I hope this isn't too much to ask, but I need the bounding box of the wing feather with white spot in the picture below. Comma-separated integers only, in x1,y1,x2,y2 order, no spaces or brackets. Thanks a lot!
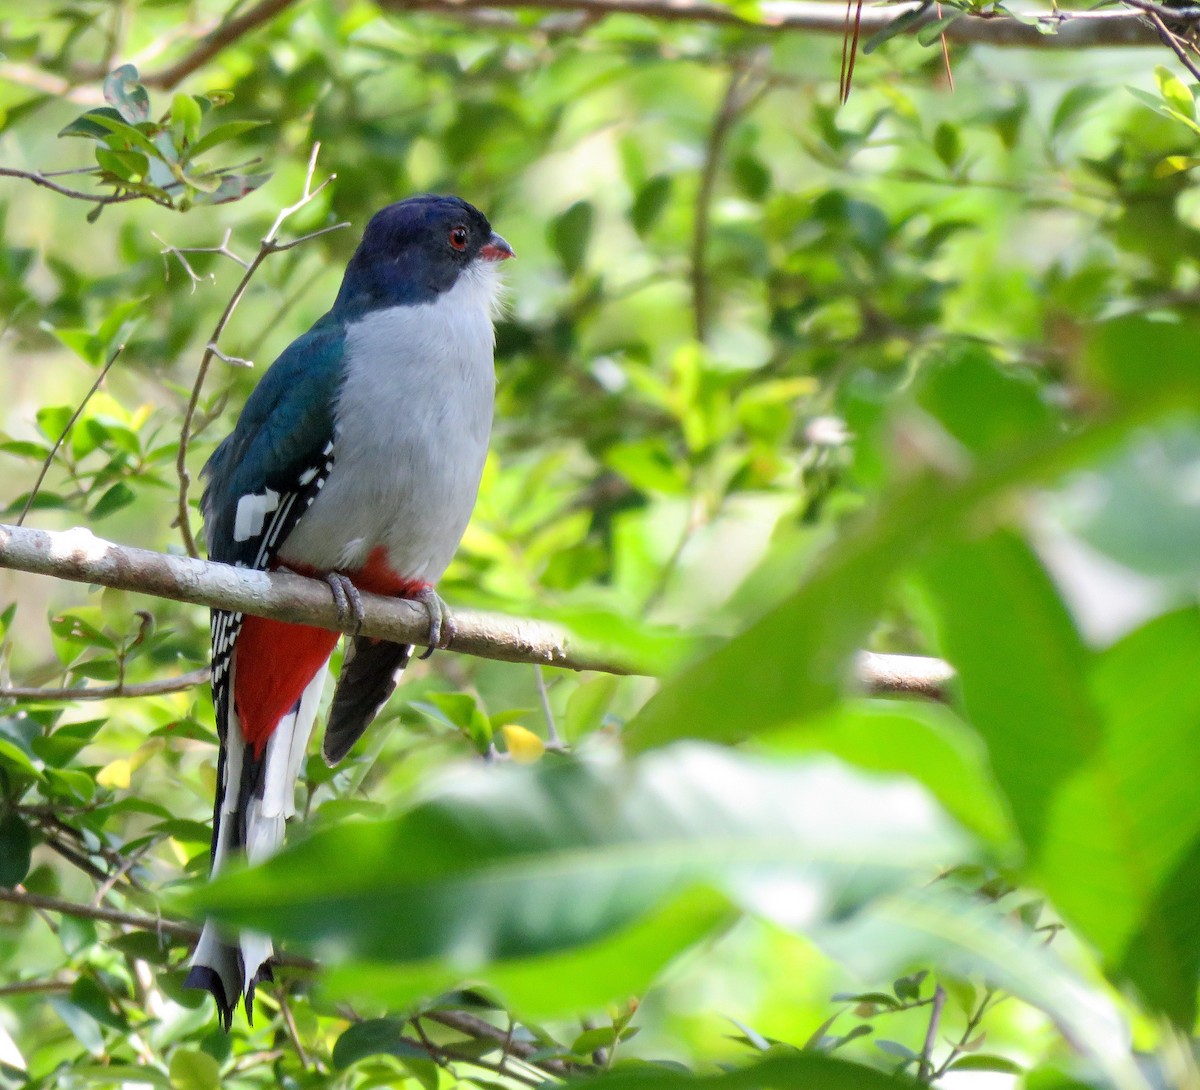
197,315,344,855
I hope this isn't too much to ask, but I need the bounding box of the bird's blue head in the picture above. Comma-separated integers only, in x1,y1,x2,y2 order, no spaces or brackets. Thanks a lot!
332,195,514,317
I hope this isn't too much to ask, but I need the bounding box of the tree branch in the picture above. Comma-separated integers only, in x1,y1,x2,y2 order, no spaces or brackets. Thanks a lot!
0,668,210,703
0,167,147,207
0,522,954,695
375,0,1160,47
142,0,301,89
173,144,345,558
0,887,199,941
0,887,318,969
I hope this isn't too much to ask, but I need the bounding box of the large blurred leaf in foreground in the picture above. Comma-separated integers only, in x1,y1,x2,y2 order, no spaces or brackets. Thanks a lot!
188,745,975,1009
923,529,1200,1028
324,886,734,1018
563,1053,919,1089
625,331,1195,753
762,699,1015,848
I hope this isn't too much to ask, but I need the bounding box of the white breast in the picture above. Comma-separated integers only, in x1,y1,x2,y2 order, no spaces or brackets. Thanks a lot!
278,264,499,583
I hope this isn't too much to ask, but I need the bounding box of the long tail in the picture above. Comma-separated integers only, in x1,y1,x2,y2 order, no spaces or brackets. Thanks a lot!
186,639,330,1029
322,636,412,765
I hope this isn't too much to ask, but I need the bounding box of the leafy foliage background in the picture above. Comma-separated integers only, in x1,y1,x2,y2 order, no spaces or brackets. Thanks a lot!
1,1,1200,1087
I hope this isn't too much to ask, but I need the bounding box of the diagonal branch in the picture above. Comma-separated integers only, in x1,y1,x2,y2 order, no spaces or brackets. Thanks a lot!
0,522,955,695
173,144,346,558
142,0,301,89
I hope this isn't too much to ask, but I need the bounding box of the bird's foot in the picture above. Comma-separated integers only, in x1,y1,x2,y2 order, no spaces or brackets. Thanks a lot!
326,572,366,637
412,585,455,660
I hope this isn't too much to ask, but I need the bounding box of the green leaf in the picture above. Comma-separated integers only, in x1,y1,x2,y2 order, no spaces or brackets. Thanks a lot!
631,175,672,236
1155,64,1194,120
626,342,1187,753
862,4,931,53
91,481,136,519
1050,85,1108,141
0,811,32,888
915,9,963,46
919,530,1098,854
326,888,734,1018
558,1053,918,1089
190,746,974,966
78,112,162,160
197,171,272,205
926,529,1200,1027
764,701,1013,847
731,155,770,201
917,347,1055,458
186,119,268,160
932,122,961,170
948,1054,1023,1074
48,997,104,1055
95,148,149,181
103,65,151,123
58,106,127,141
168,1048,221,1090
550,200,594,277
170,93,203,146
332,1019,427,1069
573,1026,618,1055
1085,609,1200,1025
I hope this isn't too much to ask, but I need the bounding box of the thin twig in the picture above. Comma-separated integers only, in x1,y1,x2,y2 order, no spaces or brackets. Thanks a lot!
0,521,957,696
39,829,117,886
17,344,126,527
0,977,74,997
0,168,147,207
174,144,346,557
1144,8,1200,81
917,983,946,1081
839,0,864,103
534,665,562,746
279,988,316,1070
937,3,955,91
425,1010,580,1077
933,987,999,1078
0,887,318,969
0,667,209,702
0,887,197,940
691,51,770,344
92,840,156,907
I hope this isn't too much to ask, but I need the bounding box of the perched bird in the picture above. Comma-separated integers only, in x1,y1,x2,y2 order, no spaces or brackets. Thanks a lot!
185,195,513,1028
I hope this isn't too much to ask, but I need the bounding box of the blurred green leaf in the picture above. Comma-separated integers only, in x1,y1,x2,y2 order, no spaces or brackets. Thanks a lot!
550,200,594,277
190,746,974,966
187,119,268,159
631,174,672,235
168,1048,221,1090
332,1018,428,1069
325,887,734,1017
560,1053,919,1088
0,811,32,888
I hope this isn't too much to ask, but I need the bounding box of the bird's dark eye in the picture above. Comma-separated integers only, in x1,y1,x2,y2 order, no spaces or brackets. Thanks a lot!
449,226,468,251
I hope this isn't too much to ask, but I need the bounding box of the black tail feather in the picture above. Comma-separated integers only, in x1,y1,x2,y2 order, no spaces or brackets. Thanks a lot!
323,637,412,765
184,947,239,1032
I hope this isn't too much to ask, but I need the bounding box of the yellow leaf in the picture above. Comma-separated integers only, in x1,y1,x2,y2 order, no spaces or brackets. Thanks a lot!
501,724,545,764
96,758,131,789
